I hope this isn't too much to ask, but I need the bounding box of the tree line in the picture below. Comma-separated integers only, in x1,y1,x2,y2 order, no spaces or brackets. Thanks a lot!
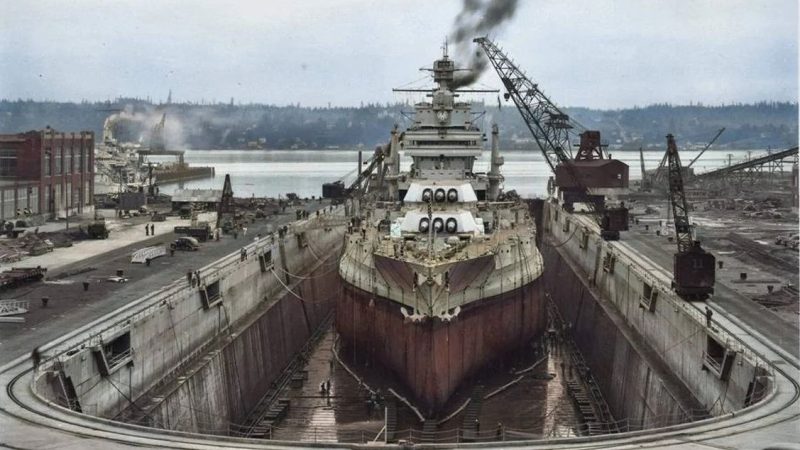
0,99,795,150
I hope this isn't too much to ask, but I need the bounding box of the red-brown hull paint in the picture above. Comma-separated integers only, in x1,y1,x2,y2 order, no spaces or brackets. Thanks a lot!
336,278,546,412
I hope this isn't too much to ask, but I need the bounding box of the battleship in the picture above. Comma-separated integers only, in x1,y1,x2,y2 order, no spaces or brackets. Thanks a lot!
337,47,546,412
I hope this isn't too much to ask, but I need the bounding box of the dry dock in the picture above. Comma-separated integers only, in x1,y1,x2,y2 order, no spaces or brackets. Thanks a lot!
0,198,797,448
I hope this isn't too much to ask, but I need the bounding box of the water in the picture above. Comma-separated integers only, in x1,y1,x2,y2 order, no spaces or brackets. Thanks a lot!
150,149,761,199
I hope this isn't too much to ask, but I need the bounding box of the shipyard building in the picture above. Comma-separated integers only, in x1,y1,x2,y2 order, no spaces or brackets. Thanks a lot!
0,127,94,221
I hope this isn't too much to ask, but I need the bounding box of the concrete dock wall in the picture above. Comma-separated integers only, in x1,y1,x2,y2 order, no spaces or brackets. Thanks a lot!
540,200,766,429
36,212,345,434
144,265,339,433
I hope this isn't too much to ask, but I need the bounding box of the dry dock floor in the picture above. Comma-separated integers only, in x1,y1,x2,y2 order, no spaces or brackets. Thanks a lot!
257,326,587,444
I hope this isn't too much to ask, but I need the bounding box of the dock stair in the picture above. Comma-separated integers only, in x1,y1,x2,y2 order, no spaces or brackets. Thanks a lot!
420,418,438,442
385,398,398,442
460,385,484,441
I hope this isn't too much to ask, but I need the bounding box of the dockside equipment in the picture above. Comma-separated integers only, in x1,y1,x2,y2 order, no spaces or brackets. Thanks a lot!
87,219,110,239
0,266,47,291
474,37,629,240
322,145,387,202
666,134,715,301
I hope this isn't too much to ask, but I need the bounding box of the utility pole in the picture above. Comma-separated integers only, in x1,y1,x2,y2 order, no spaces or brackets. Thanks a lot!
117,167,124,217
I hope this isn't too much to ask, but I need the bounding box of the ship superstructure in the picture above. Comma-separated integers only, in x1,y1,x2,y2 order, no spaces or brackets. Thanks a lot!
337,47,546,412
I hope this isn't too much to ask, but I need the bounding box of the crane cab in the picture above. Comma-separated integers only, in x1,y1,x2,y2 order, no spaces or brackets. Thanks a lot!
673,241,715,301
322,181,346,201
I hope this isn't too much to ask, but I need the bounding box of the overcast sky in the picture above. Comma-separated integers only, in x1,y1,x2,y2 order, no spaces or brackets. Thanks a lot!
0,0,797,109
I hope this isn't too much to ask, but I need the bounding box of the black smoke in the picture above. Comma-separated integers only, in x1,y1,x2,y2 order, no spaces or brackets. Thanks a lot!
450,0,519,89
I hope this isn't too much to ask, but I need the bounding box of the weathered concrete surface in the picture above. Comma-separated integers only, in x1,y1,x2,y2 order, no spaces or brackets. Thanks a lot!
541,239,705,428
542,201,763,420
0,207,317,363
137,263,339,434
31,212,344,428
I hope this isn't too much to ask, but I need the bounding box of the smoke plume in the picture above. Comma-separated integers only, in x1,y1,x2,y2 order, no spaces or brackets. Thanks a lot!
450,0,518,89
110,105,187,149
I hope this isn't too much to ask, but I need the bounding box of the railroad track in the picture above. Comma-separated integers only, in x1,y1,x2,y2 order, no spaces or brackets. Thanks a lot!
725,232,798,275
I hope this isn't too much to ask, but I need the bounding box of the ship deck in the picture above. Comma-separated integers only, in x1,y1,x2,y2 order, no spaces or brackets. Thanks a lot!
371,222,532,263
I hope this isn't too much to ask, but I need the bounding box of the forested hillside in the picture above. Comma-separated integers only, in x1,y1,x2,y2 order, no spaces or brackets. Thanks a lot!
0,99,795,150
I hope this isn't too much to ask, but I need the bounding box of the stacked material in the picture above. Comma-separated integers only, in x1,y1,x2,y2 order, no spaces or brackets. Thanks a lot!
0,267,47,292
0,299,29,316
0,228,93,262
131,246,168,264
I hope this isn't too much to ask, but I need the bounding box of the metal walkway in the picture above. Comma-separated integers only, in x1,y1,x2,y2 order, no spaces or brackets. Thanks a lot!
693,146,798,183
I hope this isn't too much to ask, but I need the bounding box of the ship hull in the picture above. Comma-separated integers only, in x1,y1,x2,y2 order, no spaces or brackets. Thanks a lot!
336,277,546,412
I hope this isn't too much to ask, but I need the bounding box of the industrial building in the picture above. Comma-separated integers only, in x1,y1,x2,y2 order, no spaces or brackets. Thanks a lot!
0,127,95,221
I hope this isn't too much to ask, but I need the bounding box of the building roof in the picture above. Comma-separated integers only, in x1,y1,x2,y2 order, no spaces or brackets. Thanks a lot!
170,189,222,203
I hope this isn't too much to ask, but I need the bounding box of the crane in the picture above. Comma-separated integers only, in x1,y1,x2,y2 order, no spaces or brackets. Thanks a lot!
474,37,629,240
322,145,388,202
665,134,715,301
648,127,726,188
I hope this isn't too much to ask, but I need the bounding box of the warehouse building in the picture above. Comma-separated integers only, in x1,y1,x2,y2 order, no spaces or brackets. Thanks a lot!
0,127,95,221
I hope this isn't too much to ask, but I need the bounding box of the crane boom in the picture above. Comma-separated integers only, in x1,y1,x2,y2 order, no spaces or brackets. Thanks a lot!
349,148,385,195
474,37,587,173
666,134,692,253
687,127,725,168
639,147,646,178
475,37,628,240
322,145,387,201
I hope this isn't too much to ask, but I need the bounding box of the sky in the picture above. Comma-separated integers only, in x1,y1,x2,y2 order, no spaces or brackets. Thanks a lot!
0,0,797,109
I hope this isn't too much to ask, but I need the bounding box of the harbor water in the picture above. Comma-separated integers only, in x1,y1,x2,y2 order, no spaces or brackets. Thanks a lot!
151,149,761,199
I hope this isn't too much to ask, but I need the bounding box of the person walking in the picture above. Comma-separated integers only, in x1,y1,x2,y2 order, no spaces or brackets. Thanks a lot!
145,224,150,236
150,224,155,235
705,306,713,327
